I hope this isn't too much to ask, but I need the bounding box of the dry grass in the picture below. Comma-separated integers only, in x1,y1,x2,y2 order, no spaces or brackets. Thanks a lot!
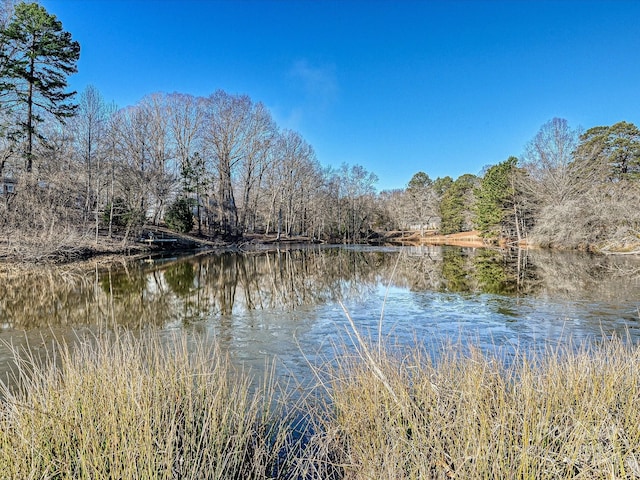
317,336,640,479
0,331,306,480
1,327,639,479
0,226,150,264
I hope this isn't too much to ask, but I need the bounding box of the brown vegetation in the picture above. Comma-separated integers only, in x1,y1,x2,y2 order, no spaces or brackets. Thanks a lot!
1,328,639,479
319,335,640,479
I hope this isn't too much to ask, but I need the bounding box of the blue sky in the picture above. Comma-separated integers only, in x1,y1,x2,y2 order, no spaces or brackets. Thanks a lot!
40,0,640,191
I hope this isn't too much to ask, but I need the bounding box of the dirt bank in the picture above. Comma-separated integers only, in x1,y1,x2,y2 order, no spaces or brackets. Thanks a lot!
380,230,489,248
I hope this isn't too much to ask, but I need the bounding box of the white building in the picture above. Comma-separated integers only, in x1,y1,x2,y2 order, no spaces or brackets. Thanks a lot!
0,177,16,195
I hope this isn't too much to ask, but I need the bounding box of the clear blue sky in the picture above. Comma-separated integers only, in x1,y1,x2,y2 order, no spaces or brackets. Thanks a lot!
40,0,640,191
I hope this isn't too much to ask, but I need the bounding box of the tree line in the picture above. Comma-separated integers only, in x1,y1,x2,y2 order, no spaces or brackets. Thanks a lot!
1,85,381,244
0,1,381,251
1,2,638,254
385,118,640,252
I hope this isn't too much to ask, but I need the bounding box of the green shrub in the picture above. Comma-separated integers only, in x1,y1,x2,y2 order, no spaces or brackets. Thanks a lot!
165,197,194,233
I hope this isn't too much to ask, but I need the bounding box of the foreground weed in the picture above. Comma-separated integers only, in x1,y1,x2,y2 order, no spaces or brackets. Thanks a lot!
317,336,640,479
0,330,306,479
1,326,639,479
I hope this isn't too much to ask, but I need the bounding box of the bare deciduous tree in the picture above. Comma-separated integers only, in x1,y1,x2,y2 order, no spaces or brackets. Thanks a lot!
166,92,206,232
108,96,175,240
236,101,276,233
72,85,114,242
263,129,318,239
338,163,378,243
521,117,581,205
203,90,253,236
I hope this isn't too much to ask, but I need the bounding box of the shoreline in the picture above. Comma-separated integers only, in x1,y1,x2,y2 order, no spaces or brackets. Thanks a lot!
1,228,638,269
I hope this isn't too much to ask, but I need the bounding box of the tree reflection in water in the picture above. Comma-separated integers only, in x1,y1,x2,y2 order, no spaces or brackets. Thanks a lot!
1,245,639,388
0,246,639,332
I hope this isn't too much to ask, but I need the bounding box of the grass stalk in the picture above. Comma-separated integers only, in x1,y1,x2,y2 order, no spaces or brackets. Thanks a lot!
319,334,640,479
0,330,306,479
1,326,639,478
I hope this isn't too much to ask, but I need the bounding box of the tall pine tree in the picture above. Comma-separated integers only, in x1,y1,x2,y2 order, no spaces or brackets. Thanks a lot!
1,2,80,172
575,121,640,181
474,157,522,240
439,174,477,234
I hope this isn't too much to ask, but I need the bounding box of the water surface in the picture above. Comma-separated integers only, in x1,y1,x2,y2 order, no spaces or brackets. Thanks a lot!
1,245,639,383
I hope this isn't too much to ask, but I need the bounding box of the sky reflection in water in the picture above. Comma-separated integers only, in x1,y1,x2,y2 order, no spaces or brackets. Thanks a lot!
0,245,639,382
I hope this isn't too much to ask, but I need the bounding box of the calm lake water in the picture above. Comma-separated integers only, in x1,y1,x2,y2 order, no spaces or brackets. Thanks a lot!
1,245,639,383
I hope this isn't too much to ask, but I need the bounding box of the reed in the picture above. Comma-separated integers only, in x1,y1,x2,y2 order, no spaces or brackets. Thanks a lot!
0,330,305,479
1,327,639,478
318,335,640,479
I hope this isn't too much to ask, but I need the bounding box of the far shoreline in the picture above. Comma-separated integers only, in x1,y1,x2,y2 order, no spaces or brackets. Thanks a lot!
1,227,639,270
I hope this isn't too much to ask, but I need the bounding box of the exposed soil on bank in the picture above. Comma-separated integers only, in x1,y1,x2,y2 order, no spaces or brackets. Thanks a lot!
377,230,490,248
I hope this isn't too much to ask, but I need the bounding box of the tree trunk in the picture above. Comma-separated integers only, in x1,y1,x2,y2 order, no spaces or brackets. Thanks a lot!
513,203,521,243
25,54,35,172
276,206,282,241
218,156,237,236
94,154,99,245
108,163,115,238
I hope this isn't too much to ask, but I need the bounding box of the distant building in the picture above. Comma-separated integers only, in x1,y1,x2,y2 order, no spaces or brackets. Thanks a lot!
0,177,16,195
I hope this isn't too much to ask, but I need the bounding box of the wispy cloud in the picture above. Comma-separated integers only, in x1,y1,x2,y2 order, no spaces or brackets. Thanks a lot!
289,59,338,111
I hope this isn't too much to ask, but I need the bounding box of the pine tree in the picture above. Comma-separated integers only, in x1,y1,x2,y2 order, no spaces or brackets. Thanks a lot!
575,121,640,181
1,2,80,172
439,174,477,234
474,157,519,239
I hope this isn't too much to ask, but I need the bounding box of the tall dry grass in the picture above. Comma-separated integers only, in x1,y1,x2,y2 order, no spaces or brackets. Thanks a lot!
317,335,640,479
0,331,306,479
1,326,640,479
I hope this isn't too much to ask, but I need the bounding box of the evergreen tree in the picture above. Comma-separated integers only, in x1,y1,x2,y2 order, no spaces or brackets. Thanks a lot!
433,175,453,197
575,121,640,181
407,171,432,191
166,197,195,234
474,157,520,239
439,174,477,234
0,2,80,172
